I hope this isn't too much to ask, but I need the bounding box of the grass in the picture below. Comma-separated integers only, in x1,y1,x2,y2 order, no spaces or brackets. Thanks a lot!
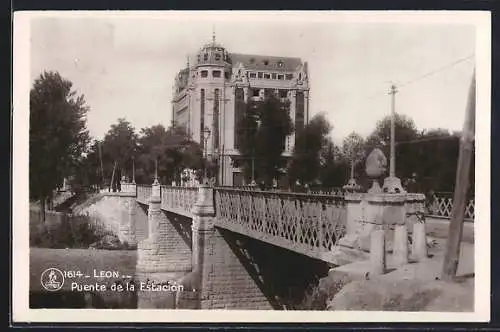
30,247,137,292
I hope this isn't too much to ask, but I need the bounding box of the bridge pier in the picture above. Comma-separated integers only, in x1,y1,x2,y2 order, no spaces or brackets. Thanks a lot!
135,180,192,309
118,183,138,247
188,184,274,310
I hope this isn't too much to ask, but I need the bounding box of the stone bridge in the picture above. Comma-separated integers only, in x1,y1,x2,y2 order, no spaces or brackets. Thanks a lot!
109,181,472,310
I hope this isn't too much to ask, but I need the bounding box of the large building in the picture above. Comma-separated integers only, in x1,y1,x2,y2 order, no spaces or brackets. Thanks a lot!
172,36,310,186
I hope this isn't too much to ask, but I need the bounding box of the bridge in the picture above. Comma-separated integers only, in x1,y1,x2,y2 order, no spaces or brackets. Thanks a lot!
109,180,474,310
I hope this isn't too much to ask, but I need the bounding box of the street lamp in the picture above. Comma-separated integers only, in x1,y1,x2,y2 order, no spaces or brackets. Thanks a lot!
214,147,220,186
132,156,136,184
202,126,211,185
250,116,261,187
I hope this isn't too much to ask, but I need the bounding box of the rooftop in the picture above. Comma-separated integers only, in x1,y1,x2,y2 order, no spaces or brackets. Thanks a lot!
229,53,303,72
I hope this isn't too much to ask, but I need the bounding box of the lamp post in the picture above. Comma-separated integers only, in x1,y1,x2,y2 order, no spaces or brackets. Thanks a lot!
132,156,136,184
250,116,261,187
202,126,211,185
214,147,220,186
153,157,159,185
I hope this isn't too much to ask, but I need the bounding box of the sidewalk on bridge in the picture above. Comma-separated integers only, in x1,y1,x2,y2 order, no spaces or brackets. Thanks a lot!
425,217,474,244
326,238,474,311
330,237,473,282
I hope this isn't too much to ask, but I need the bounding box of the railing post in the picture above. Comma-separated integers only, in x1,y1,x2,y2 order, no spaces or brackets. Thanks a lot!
149,179,161,241
318,202,324,251
191,183,216,308
261,194,267,233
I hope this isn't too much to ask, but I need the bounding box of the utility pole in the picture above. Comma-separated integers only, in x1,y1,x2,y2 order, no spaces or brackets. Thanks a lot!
132,156,136,184
154,158,159,184
442,69,476,280
389,84,397,178
98,141,105,188
382,83,405,193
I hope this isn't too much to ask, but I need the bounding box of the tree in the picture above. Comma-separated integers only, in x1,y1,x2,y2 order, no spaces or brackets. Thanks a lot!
318,139,349,188
29,71,90,221
288,113,332,185
101,118,138,191
403,128,474,195
365,113,420,181
342,132,365,182
235,93,294,185
136,124,203,184
70,140,102,193
366,113,419,147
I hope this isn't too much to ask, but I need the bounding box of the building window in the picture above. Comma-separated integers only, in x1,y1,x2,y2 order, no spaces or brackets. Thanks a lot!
257,72,263,79
264,88,274,97
295,91,305,146
249,72,257,79
200,89,205,143
224,71,230,80
271,73,277,79
264,73,270,79
286,73,293,80
252,88,260,97
215,53,221,61
201,70,208,78
203,53,208,61
277,74,284,80
212,70,221,78
234,88,245,149
279,89,288,98
213,89,220,149
263,60,269,66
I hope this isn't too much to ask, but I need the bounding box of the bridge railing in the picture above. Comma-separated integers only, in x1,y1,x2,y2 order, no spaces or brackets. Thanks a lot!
214,188,347,261
426,192,474,221
307,187,345,196
160,186,199,218
136,185,152,205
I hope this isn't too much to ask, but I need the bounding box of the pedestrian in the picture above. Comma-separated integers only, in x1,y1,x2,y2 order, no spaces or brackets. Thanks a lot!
405,172,419,193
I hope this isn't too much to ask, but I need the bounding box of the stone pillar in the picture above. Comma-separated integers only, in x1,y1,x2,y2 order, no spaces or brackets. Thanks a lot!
365,194,406,269
190,183,215,308
188,184,273,309
406,193,428,261
337,193,364,248
118,193,137,247
135,180,192,309
325,192,371,265
393,224,408,266
136,181,164,273
370,225,386,275
115,182,138,246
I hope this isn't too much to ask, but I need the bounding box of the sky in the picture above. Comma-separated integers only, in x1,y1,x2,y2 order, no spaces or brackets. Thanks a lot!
29,12,476,145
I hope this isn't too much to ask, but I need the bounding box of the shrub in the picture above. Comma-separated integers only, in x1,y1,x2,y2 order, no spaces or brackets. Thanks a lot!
29,221,75,249
29,215,133,250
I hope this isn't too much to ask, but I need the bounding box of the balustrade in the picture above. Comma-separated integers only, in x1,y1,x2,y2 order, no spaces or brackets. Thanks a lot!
214,188,347,261
136,185,152,205
427,192,474,221
160,186,199,218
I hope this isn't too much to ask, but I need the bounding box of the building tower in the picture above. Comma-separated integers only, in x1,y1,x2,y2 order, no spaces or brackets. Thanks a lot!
172,36,310,187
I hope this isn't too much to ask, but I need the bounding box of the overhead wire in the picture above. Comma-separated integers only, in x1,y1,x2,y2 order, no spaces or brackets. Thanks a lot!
328,53,475,141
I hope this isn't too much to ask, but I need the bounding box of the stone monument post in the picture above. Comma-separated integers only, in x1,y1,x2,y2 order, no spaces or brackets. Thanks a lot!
329,148,427,276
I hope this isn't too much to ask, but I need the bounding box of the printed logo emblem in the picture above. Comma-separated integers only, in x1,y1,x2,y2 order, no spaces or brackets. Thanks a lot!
40,268,65,291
